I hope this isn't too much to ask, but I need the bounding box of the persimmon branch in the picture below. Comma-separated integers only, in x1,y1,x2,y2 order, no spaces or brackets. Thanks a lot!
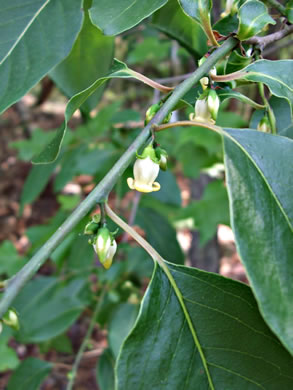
244,24,293,50
0,36,238,318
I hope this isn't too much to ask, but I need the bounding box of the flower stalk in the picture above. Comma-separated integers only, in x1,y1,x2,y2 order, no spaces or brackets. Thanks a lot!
0,37,238,318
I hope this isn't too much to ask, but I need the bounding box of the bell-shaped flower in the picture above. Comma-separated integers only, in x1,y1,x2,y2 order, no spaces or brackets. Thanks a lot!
127,145,160,193
190,98,213,123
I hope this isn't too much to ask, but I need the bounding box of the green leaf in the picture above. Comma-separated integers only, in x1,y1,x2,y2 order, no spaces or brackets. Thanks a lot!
149,170,182,206
224,60,293,114
50,7,114,113
9,128,56,161
213,13,239,36
20,161,57,213
152,0,207,57
217,88,265,109
237,0,275,40
108,303,139,358
89,0,168,36
285,0,293,24
0,327,19,372
280,124,293,139
225,49,252,73
32,60,145,164
223,128,293,354
0,0,83,114
179,0,212,24
0,241,26,277
127,37,171,65
117,262,293,389
96,348,115,390
13,276,89,342
7,357,52,390
136,208,184,264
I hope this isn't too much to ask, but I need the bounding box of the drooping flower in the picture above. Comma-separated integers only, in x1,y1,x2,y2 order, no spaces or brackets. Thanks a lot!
127,144,160,193
190,89,220,124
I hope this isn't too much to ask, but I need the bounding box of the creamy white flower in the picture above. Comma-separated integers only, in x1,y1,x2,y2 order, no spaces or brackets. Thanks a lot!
127,156,160,193
190,98,213,123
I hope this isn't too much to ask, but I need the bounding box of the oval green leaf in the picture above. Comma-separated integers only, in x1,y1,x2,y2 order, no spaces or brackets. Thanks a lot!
224,128,293,354
50,6,114,114
89,0,168,36
237,0,275,40
0,0,83,114
117,262,293,388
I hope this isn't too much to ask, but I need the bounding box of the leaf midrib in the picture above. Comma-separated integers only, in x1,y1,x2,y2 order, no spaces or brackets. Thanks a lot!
223,130,293,234
0,0,50,66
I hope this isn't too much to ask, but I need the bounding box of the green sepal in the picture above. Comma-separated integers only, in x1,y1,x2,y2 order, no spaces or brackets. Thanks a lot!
136,144,160,164
145,102,172,125
155,147,168,171
84,219,100,235
145,103,161,125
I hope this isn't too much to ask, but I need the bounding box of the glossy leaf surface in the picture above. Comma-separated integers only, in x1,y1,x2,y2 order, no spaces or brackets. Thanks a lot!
136,208,184,264
50,6,114,113
237,0,275,40
179,0,212,23
117,262,293,389
223,60,293,113
33,60,150,164
0,0,83,114
224,128,293,354
89,0,167,36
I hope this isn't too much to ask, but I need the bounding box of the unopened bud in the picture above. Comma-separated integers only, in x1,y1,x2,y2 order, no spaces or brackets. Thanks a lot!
93,227,117,269
207,90,220,121
155,147,168,171
145,103,161,125
257,116,271,133
3,309,19,331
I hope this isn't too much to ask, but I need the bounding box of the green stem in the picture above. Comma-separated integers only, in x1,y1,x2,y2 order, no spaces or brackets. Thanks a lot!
66,290,106,390
0,37,238,318
105,204,215,390
258,82,277,134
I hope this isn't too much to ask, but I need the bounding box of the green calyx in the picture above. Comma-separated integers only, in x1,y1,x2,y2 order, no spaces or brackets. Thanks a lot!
136,144,160,164
145,102,172,125
155,147,168,171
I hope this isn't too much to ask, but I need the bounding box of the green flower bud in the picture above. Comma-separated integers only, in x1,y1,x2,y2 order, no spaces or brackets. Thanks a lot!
207,89,220,121
3,309,19,331
257,116,271,133
145,103,161,125
93,227,117,269
155,147,168,171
